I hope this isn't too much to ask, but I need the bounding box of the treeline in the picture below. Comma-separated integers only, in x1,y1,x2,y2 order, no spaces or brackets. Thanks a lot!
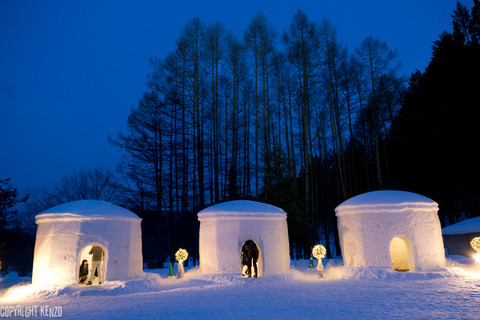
4,2,479,274
110,2,479,264
110,9,405,263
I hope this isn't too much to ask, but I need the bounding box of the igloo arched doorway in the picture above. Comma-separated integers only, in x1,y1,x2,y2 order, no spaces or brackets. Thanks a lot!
335,190,446,271
389,236,415,272
78,244,107,285
32,200,144,287
198,200,290,276
240,240,263,277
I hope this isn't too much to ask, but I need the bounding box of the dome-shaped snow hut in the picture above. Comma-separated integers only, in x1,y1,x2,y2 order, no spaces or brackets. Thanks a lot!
197,200,290,276
32,200,143,286
442,216,480,257
335,190,446,271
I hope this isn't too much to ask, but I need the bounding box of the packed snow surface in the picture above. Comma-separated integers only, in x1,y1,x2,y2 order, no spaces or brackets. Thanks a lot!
336,190,436,209
198,200,286,218
36,200,140,220
2,257,480,319
442,216,480,235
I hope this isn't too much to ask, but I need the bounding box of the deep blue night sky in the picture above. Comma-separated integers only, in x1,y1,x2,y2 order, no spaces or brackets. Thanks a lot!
0,0,470,195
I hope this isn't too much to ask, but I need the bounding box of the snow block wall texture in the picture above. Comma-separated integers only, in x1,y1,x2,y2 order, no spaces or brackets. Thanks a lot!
197,200,290,276
32,200,143,286
335,190,446,271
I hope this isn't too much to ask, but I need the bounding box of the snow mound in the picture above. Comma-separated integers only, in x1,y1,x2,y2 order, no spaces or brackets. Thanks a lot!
0,273,163,302
323,265,454,280
291,259,467,281
320,258,480,280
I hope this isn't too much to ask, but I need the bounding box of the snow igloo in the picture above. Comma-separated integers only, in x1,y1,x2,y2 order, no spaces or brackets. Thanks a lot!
442,216,480,257
32,200,143,286
197,200,290,276
335,190,446,272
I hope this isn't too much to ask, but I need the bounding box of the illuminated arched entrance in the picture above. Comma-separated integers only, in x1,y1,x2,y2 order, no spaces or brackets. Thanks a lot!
240,240,263,277
78,244,107,285
390,236,415,272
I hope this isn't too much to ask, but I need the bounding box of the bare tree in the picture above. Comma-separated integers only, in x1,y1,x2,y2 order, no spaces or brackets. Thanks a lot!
244,11,276,200
355,36,402,188
24,167,124,221
205,22,225,203
319,18,349,199
282,9,321,216
179,17,209,210
224,31,246,199
110,91,167,211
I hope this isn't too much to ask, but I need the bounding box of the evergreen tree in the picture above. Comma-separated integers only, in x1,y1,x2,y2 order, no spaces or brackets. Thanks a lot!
387,2,480,225
0,178,27,228
263,149,310,259
471,0,480,45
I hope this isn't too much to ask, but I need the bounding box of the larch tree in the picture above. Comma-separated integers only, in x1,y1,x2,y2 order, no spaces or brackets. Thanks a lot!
178,17,210,210
110,91,166,212
205,22,225,203
244,11,276,200
224,31,246,200
354,36,401,189
282,9,321,218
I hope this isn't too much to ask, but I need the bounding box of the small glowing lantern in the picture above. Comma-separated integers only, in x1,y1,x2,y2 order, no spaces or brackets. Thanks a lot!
470,237,480,262
312,244,326,276
175,248,188,278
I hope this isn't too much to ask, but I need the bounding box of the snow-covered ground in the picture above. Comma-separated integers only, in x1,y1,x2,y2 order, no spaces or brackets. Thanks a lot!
1,257,480,319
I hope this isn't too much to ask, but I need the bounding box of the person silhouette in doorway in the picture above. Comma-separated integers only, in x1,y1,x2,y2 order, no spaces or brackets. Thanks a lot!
86,246,104,285
78,259,89,284
241,240,259,277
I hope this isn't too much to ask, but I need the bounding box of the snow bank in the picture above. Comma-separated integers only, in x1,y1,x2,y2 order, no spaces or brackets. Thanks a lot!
0,273,162,302
4,257,479,302
3,257,480,320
